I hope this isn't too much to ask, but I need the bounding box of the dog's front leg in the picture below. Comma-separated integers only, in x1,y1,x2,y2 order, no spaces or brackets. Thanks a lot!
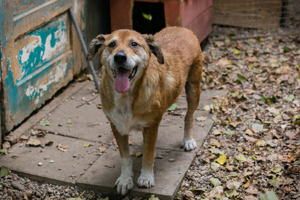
111,124,134,195
138,124,159,188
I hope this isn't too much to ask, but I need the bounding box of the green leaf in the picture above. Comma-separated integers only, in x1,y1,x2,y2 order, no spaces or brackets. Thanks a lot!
211,162,220,171
168,103,178,111
66,119,72,125
0,149,7,154
235,154,247,162
148,194,159,200
250,155,257,160
40,120,50,126
234,48,240,55
283,46,291,53
260,96,277,105
272,165,282,173
83,143,90,147
142,13,152,21
285,94,295,102
210,177,221,187
259,191,279,200
0,166,9,177
251,123,264,133
269,178,279,187
224,130,235,135
268,107,280,116
292,114,300,122
235,74,247,84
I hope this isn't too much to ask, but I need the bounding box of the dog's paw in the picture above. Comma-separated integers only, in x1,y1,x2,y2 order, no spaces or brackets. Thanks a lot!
182,138,197,151
137,169,154,188
115,176,134,195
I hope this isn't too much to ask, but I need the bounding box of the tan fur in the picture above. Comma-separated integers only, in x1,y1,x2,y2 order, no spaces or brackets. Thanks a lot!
88,27,202,194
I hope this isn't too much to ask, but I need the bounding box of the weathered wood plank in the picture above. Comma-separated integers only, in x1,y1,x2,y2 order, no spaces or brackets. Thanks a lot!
213,0,282,29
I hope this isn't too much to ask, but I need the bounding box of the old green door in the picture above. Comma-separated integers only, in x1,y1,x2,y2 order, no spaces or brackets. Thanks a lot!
0,0,86,135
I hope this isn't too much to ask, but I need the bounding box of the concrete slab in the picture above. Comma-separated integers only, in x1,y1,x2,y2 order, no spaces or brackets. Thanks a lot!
129,111,214,150
4,81,90,143
38,84,113,143
0,134,105,184
77,145,195,200
0,80,226,199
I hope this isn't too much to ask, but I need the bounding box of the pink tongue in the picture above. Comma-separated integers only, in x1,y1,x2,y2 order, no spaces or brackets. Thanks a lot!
115,71,130,93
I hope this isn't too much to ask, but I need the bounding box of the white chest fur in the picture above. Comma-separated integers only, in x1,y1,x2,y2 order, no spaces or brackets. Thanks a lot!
105,92,147,135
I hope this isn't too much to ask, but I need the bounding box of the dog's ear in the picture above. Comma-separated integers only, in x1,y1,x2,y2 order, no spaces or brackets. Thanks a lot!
144,34,164,64
87,34,107,60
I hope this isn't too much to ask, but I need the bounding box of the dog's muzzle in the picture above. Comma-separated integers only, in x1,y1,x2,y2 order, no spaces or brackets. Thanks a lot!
112,51,138,93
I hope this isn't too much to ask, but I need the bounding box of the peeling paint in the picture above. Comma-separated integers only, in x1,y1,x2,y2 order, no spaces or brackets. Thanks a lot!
0,1,7,48
16,18,67,83
2,0,84,133
25,61,67,104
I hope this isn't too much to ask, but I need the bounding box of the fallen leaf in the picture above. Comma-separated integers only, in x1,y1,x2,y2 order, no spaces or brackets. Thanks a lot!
211,162,221,171
57,144,68,152
243,134,258,143
189,188,206,196
142,13,152,21
224,130,235,135
0,149,7,155
235,154,247,162
83,143,91,147
40,120,50,126
226,180,241,190
148,194,159,200
284,94,295,102
255,139,266,147
245,195,258,200
96,103,102,109
210,177,221,187
196,116,207,122
234,48,240,55
212,129,222,136
272,165,282,173
251,123,264,133
210,148,224,155
98,147,107,153
246,185,258,194
235,74,247,84
203,104,212,112
210,140,221,147
225,190,239,197
268,107,280,116
135,152,143,157
215,155,227,165
66,119,72,125
216,57,231,68
26,138,41,147
0,166,9,177
259,191,278,200
168,103,178,111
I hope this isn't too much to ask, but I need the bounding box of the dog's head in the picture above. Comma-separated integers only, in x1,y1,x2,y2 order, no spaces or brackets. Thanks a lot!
87,29,164,93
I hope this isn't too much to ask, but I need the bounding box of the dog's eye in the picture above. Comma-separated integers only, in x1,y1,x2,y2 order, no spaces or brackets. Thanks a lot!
130,42,138,47
108,41,116,48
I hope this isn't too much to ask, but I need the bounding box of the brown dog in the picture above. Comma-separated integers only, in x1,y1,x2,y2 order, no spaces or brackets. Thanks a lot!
87,27,202,195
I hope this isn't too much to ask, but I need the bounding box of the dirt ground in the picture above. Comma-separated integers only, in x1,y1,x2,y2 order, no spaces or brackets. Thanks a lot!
1,25,299,200
178,26,300,200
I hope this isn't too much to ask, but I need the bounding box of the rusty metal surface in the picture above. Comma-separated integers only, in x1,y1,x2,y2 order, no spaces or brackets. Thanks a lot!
0,0,86,134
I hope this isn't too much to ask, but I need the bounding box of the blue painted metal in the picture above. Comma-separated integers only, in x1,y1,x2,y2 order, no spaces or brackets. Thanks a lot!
1,0,87,135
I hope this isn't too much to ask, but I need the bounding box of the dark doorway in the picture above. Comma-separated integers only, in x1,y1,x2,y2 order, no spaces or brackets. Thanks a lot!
132,1,166,34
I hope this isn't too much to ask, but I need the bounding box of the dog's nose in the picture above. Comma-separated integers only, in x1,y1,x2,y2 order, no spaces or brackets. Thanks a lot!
114,52,127,65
